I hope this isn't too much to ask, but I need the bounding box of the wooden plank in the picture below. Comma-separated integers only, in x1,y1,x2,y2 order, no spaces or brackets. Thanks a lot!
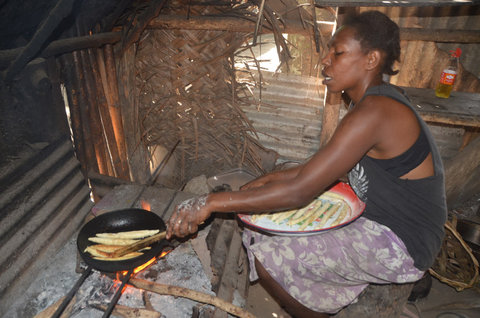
207,218,236,293
212,221,248,318
400,28,480,43
403,87,480,128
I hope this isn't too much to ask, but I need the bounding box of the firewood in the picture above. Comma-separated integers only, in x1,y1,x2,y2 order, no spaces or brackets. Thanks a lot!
129,278,256,318
33,295,75,318
93,304,161,318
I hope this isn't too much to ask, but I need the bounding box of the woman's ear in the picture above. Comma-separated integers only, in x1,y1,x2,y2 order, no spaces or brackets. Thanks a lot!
366,50,383,71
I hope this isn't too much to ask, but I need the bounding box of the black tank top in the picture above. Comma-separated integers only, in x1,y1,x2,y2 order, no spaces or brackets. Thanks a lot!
368,127,430,177
347,83,447,271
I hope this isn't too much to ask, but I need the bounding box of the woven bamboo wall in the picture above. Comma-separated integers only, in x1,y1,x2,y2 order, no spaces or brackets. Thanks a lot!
133,2,272,185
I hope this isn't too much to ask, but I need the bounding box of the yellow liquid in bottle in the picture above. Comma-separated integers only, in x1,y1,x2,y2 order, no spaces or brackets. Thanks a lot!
435,68,456,98
435,82,454,98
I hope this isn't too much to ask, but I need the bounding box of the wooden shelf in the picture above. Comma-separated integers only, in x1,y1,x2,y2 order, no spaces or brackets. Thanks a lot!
403,87,480,128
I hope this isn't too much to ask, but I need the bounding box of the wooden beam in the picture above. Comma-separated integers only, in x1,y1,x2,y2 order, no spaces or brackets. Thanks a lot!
148,14,333,36
148,15,480,44
1,19,477,71
3,0,76,81
0,32,122,70
400,28,480,43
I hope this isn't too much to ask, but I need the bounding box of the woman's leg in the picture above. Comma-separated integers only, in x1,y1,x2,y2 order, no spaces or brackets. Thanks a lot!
255,258,330,318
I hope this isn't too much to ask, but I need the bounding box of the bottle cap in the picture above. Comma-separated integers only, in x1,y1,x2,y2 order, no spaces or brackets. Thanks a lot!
450,48,462,58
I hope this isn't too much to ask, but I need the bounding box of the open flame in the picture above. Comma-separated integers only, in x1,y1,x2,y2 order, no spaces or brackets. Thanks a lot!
116,249,172,281
141,200,151,211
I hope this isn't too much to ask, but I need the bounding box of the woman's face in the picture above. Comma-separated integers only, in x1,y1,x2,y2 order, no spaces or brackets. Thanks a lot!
321,27,371,96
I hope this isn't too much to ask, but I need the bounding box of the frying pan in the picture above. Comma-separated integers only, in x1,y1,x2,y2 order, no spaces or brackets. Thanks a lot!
54,209,169,318
77,208,169,272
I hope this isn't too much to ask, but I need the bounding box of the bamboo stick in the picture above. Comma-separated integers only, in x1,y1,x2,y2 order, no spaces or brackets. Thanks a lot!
79,46,109,175
117,44,150,184
71,49,97,174
92,46,124,178
59,53,87,173
103,44,130,180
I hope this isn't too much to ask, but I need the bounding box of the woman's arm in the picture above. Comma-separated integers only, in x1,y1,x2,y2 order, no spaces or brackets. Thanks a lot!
166,98,385,239
241,164,303,190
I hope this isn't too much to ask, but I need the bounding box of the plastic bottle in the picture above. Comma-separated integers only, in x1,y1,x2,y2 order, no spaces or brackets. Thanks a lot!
435,48,462,98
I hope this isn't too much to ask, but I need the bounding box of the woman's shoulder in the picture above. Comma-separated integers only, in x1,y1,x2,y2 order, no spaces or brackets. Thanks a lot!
357,93,413,118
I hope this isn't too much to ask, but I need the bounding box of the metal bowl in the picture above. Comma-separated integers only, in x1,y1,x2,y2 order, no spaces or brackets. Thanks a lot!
457,219,480,246
456,219,480,263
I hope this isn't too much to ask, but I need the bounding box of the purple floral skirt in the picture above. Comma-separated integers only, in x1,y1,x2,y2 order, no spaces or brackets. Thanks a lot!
242,217,424,314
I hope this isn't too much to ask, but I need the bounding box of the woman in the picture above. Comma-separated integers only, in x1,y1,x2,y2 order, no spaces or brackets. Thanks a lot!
166,11,446,317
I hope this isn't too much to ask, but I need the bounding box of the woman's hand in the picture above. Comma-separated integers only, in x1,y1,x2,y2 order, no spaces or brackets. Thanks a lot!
166,195,211,240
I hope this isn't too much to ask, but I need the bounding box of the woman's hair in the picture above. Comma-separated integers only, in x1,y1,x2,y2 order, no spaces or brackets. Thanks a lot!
343,11,401,75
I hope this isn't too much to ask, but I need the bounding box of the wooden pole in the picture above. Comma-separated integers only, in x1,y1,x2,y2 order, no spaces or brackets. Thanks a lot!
103,44,131,180
79,47,110,176
320,91,343,146
59,53,88,174
148,15,480,43
0,32,122,69
0,21,477,71
89,46,124,178
147,15,328,36
71,49,97,175
117,44,150,184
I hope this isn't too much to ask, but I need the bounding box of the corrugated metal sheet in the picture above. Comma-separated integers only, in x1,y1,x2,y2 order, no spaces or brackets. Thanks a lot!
239,70,463,162
0,138,93,313
239,71,326,161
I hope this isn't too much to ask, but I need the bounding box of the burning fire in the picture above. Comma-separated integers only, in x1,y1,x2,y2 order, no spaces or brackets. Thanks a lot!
117,249,172,280
141,200,151,211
